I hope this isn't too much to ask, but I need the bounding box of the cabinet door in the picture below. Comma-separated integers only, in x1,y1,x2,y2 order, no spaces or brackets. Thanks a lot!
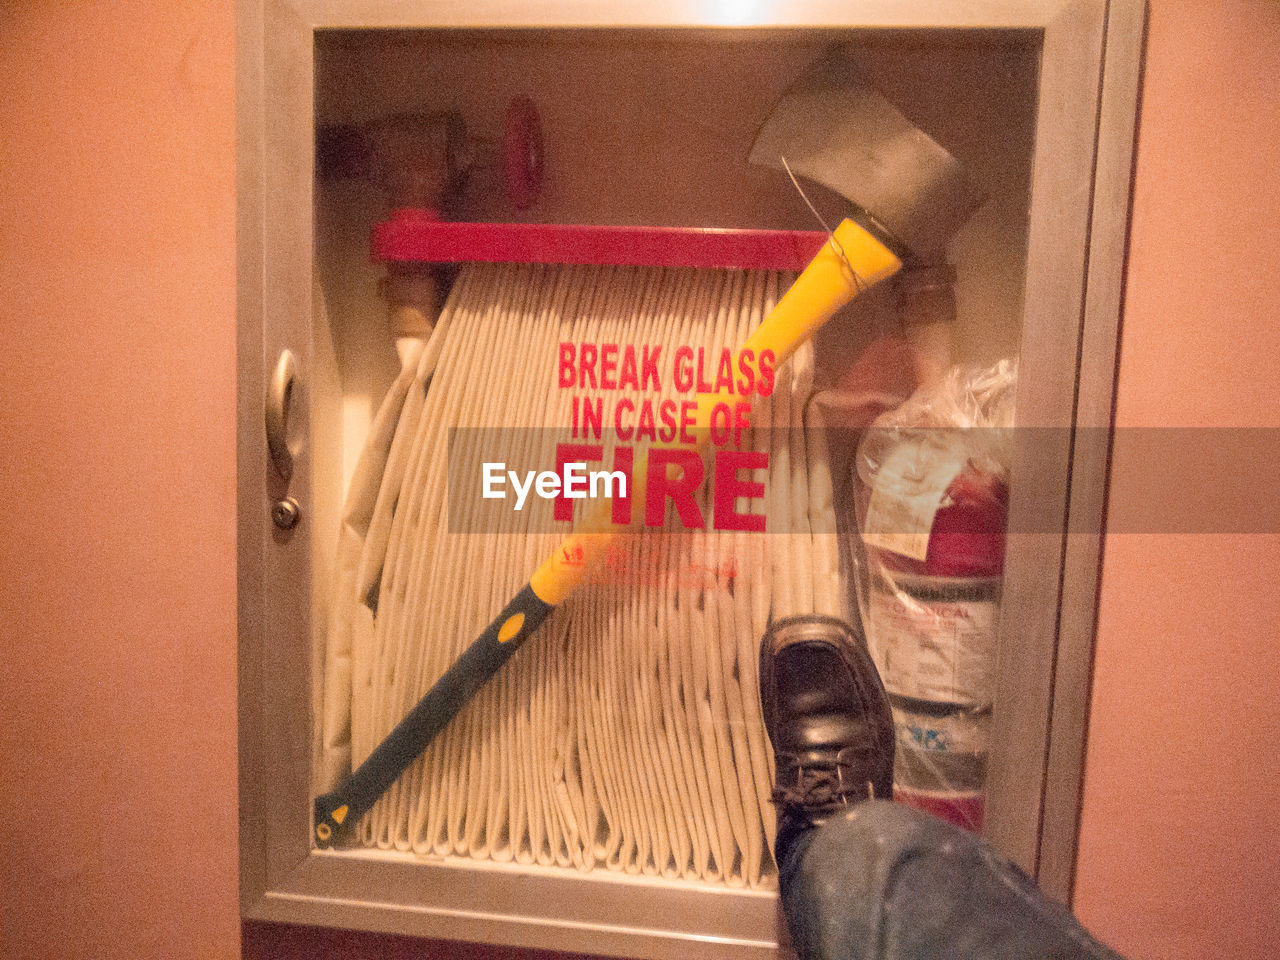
237,1,1143,954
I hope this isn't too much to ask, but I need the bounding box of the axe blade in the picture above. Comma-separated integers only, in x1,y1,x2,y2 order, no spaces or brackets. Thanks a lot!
750,50,986,264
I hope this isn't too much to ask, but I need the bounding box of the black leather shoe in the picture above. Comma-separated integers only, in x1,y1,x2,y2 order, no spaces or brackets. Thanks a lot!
759,615,894,828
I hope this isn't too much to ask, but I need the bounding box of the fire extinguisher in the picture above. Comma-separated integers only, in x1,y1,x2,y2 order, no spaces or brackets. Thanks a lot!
851,359,1016,832
861,457,1006,707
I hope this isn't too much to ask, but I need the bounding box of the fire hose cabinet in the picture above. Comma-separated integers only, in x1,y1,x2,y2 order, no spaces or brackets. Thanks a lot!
237,2,1144,956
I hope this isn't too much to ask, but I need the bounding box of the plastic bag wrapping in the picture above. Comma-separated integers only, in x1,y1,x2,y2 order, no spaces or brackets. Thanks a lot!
849,358,1016,833
318,261,849,888
857,358,1016,495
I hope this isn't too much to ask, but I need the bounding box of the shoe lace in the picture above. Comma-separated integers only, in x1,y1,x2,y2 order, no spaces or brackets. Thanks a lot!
772,747,878,809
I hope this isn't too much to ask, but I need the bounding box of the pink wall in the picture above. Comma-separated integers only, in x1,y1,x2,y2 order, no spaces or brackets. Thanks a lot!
1072,1,1280,956
1,1,1276,959
0,2,239,958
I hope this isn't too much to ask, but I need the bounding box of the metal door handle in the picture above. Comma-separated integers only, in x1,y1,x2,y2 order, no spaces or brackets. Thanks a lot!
266,349,298,481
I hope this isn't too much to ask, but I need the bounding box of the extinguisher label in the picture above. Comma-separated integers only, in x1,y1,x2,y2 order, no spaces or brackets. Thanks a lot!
868,580,998,707
861,443,966,562
892,704,991,755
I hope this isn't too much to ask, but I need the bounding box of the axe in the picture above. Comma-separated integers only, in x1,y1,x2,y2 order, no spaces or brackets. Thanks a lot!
314,50,984,847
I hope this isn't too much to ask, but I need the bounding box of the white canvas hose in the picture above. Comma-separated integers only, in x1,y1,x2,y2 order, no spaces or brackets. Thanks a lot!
320,261,848,887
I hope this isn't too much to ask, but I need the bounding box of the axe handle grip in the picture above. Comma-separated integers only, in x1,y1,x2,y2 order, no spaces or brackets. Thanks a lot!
314,219,901,847
315,585,552,844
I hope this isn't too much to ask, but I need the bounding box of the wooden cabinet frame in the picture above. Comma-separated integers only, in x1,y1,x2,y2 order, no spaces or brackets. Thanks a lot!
237,1,1145,954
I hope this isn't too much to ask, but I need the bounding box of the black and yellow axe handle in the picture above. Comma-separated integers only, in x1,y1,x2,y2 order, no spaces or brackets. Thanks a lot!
313,585,551,844
314,219,901,847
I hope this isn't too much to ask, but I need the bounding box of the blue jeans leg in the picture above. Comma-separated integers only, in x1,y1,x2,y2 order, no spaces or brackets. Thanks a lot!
777,801,1126,960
